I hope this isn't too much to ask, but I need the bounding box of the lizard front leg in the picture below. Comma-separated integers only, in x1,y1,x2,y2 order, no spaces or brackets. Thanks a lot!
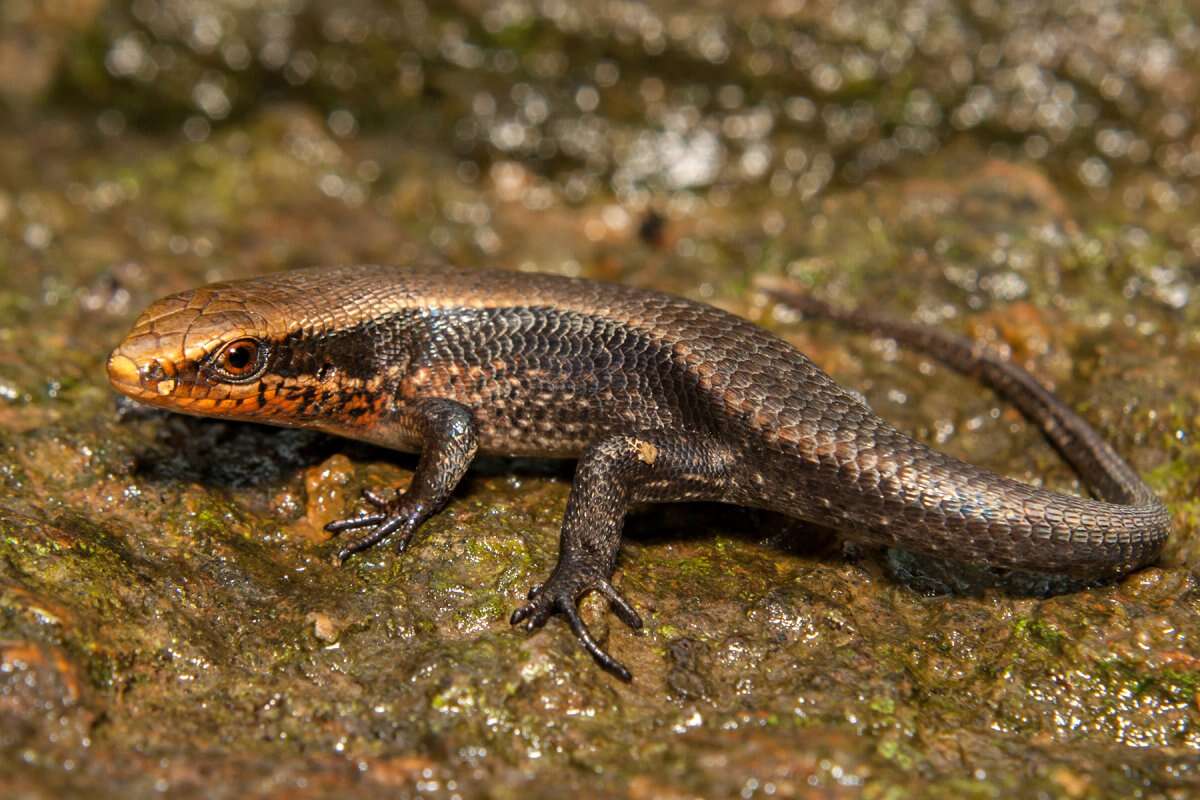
511,431,731,680
326,397,477,562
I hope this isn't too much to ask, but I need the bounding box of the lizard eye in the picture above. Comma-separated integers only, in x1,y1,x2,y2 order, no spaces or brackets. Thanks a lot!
209,338,268,382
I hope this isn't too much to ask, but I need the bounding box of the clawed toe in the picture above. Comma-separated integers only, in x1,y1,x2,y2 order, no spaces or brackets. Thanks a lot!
325,488,426,562
596,578,643,630
561,603,632,682
362,488,392,508
324,513,387,534
509,590,551,628
510,573,640,681
334,514,410,562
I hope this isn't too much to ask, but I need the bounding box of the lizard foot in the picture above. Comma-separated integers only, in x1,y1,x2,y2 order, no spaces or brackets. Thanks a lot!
325,488,429,563
510,567,643,681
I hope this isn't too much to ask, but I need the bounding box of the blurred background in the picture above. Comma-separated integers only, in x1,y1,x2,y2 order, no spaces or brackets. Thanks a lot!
3,0,1199,294
2,2,1199,798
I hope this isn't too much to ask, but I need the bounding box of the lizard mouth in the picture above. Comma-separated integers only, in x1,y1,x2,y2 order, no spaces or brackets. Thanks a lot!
105,350,142,394
106,348,178,402
107,291,208,405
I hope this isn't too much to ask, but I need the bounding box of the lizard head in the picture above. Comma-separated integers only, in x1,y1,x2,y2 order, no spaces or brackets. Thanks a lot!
107,283,288,422
109,266,419,431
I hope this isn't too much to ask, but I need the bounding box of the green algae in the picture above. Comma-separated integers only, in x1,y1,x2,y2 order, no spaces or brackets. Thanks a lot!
1,1,1199,798
1012,617,1067,652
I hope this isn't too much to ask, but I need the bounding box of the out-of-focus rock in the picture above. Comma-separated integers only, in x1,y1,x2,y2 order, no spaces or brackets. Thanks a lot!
0,0,103,108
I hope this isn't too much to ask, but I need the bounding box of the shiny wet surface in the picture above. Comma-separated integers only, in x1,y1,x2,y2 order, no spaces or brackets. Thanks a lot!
1,1,1199,797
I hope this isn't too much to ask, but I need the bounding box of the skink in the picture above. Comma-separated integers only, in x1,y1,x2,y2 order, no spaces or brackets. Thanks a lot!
106,265,1170,679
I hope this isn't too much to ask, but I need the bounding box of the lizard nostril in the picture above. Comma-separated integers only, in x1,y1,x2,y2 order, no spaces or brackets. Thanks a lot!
142,361,168,383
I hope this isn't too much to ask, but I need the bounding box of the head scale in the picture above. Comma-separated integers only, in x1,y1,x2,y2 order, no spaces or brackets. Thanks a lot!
109,266,430,430
106,283,297,421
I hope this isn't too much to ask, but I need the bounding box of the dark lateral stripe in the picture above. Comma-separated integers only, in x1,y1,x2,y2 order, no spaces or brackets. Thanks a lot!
271,309,427,382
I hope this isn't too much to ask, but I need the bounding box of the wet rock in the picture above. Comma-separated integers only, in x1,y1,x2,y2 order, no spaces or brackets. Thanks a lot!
1,1,1198,797
0,640,94,762
0,0,103,108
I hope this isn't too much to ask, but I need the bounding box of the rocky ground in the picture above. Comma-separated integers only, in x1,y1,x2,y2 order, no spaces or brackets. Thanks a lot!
1,1,1198,797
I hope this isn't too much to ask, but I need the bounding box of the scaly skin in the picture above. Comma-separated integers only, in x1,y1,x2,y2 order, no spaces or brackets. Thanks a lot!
107,265,1171,680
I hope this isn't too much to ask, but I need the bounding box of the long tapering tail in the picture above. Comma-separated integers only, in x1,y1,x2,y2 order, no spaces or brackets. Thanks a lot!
761,279,1170,575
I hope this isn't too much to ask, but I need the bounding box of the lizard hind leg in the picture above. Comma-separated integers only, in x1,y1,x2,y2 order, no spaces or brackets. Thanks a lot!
511,430,732,680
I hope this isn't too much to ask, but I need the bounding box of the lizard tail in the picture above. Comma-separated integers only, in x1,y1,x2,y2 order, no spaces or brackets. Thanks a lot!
761,279,1170,574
